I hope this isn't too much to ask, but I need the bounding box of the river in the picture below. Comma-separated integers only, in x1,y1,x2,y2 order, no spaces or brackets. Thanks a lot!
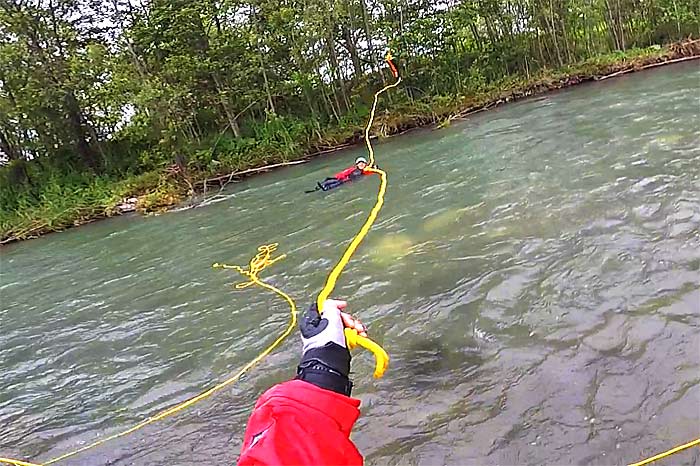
1,63,699,466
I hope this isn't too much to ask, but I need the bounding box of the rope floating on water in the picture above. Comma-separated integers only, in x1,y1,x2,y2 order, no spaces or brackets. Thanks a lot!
314,56,400,374
0,54,401,466
0,245,296,466
0,458,42,466
628,437,700,466
316,77,402,308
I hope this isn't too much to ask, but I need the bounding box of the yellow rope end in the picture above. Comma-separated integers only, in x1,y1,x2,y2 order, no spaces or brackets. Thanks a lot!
344,328,389,378
0,458,43,466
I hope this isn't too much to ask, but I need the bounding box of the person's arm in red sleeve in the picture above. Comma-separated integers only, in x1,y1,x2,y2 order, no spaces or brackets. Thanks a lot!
237,380,362,465
237,299,368,466
334,166,358,181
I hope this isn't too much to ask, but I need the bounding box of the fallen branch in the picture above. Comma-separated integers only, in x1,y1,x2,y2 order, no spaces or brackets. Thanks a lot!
307,142,356,156
195,143,358,202
385,124,425,138
234,99,262,121
185,159,311,210
197,159,309,188
596,55,700,80
441,99,499,124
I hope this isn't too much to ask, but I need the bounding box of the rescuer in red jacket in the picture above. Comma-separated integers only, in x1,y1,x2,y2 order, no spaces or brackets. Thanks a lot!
237,299,370,465
315,157,374,191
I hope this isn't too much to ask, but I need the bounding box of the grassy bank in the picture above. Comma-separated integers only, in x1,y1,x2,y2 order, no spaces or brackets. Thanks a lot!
1,40,698,245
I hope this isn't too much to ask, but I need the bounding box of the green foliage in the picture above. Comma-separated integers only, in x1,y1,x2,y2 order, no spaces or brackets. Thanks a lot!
0,174,120,242
134,183,183,213
1,0,698,242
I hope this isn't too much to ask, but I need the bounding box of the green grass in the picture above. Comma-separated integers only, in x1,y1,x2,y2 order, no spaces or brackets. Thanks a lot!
1,178,121,243
0,171,183,243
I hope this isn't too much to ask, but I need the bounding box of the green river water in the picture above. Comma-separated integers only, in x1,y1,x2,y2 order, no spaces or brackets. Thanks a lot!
1,63,699,466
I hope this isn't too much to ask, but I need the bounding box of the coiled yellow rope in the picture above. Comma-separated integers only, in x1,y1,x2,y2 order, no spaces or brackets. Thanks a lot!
1,55,401,466
0,245,296,466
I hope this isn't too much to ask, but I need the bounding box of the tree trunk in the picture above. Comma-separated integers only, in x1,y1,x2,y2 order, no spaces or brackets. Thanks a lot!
560,16,573,62
616,0,626,50
324,14,350,112
0,127,20,161
64,91,100,172
469,22,483,51
327,39,350,111
583,2,592,57
360,0,378,72
0,71,22,162
343,0,362,83
257,46,276,114
359,0,389,91
301,80,318,120
342,25,363,83
483,15,499,50
604,0,622,50
546,0,564,66
111,0,148,78
212,72,241,137
86,122,107,167
320,80,341,122
535,27,546,65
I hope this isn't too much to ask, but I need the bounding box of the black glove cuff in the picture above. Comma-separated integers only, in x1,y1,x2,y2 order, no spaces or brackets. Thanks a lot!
296,342,352,396
296,362,353,396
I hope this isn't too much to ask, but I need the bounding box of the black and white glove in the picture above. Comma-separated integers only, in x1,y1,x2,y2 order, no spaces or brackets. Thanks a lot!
296,299,364,396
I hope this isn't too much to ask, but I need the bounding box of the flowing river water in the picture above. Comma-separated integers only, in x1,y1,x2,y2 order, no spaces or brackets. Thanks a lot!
1,63,699,466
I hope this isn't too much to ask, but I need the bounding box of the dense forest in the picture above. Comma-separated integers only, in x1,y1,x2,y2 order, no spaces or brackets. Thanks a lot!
0,0,698,242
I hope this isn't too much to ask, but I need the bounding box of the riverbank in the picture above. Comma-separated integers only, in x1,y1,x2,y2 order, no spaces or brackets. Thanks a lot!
1,39,698,245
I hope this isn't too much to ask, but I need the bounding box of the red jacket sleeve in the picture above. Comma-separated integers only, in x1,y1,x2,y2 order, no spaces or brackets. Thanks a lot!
333,166,357,181
237,380,363,466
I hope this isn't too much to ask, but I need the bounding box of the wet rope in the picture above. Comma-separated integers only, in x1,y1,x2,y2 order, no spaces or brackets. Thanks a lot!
317,56,402,306
0,245,295,466
3,51,692,466
315,56,400,374
628,438,700,466
0,54,400,466
0,459,41,466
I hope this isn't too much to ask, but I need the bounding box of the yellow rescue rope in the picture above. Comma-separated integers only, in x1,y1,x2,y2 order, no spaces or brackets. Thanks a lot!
316,64,402,376
0,459,41,466
0,246,296,466
628,437,700,466
1,50,696,466
0,54,400,466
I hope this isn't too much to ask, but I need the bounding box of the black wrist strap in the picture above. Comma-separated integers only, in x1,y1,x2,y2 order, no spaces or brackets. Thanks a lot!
296,360,353,396
296,343,353,396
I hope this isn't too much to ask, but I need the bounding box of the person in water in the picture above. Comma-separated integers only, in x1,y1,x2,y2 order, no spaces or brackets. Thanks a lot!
237,299,368,465
316,156,374,191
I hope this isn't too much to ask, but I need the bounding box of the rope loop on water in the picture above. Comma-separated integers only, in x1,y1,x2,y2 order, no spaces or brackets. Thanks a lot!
0,246,296,466
0,53,400,466
2,49,696,466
